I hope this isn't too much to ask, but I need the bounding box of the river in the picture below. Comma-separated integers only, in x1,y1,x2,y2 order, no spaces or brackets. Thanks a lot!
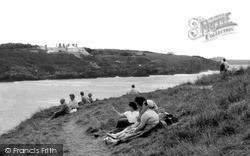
0,69,240,135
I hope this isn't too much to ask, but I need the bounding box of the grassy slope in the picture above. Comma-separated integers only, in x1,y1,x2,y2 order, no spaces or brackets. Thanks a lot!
1,69,250,155
0,48,219,81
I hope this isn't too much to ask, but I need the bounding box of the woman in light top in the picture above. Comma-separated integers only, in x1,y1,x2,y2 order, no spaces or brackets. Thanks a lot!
105,99,159,144
111,102,139,130
68,94,79,113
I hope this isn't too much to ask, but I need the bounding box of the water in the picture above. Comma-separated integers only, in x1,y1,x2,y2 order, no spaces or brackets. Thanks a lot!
229,64,249,70
0,70,223,135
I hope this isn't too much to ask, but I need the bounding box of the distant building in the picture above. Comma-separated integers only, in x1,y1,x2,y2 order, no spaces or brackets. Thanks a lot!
47,48,59,53
40,45,47,51
41,43,90,56
67,44,79,53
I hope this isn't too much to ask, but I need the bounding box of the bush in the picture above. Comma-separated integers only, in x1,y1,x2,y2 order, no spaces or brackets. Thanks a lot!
119,52,133,56
0,43,38,49
195,74,221,85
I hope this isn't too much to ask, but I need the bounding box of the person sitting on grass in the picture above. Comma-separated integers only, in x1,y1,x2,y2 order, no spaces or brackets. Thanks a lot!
79,92,90,105
68,94,79,113
140,99,159,114
129,84,139,94
88,93,94,103
49,98,70,120
108,97,145,133
104,99,159,145
135,99,159,125
111,102,139,132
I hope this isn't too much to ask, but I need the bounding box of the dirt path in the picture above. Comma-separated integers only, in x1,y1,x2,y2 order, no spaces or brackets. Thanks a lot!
62,119,111,156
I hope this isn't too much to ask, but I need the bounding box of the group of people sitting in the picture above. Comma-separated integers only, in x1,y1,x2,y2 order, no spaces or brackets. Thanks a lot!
49,84,139,121
49,92,94,120
104,96,174,145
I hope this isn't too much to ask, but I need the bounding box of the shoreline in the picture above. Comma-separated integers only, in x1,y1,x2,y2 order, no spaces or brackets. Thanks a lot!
0,70,218,83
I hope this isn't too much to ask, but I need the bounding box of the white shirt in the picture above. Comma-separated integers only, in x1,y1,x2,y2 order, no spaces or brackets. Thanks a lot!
141,109,159,125
224,62,229,69
123,111,139,123
130,88,139,94
68,99,79,110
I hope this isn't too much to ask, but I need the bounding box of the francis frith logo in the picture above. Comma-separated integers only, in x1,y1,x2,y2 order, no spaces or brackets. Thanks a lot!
188,12,237,41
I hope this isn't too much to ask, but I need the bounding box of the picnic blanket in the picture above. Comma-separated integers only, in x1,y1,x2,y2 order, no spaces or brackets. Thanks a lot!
119,121,163,143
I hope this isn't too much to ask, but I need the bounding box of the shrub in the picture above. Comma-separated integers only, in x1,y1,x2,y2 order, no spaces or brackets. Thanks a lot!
195,74,221,85
119,52,133,56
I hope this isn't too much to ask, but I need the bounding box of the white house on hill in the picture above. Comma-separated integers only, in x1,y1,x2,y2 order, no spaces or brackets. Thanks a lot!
43,43,90,56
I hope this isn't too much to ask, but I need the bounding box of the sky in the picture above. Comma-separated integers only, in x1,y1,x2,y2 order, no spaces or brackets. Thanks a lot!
0,0,249,59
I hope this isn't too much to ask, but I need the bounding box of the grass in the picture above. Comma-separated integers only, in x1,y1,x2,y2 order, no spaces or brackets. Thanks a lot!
1,68,250,155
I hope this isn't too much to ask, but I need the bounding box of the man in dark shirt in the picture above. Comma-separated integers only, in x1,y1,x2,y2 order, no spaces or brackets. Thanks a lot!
49,98,70,120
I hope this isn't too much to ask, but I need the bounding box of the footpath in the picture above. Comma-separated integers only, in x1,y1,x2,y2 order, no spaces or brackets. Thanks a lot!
62,118,111,156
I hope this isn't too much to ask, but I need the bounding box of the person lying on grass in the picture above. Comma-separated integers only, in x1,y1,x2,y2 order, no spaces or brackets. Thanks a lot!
49,98,70,120
111,102,139,131
104,99,159,145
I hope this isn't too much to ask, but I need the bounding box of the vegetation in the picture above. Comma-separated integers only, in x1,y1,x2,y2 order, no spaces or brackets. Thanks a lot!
0,44,219,82
1,67,250,155
0,43,39,49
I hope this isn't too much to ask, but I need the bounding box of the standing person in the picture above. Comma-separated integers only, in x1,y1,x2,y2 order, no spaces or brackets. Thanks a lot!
220,58,230,73
111,102,139,131
129,84,139,94
49,98,70,120
88,93,94,103
79,92,90,105
68,94,79,113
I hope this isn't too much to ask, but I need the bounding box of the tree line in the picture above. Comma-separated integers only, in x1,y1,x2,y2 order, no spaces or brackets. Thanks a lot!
0,43,39,50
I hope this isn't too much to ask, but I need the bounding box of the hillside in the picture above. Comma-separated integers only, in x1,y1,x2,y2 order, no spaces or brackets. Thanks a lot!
0,67,249,155
0,46,219,82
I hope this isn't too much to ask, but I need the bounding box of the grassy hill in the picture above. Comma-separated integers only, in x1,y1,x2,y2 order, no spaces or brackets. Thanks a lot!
1,67,249,155
0,46,219,82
